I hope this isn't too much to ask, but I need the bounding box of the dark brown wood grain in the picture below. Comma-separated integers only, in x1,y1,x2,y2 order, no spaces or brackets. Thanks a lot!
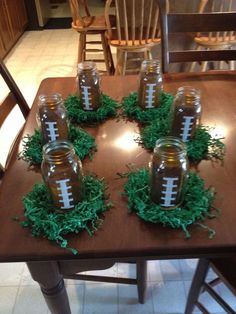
0,72,236,263
158,0,236,73
0,59,30,119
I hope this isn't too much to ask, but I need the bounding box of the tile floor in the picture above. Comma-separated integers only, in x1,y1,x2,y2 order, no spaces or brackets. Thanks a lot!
1,258,236,314
0,7,236,314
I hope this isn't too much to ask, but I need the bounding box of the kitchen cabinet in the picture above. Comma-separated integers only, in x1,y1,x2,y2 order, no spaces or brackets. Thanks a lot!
0,0,28,59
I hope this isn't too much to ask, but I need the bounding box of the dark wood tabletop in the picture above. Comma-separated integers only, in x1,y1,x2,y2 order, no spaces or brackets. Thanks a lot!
1,71,236,263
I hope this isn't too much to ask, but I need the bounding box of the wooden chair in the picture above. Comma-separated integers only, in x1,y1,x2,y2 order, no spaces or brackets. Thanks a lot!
190,0,236,71
105,0,161,75
0,59,29,178
69,0,115,74
158,0,236,73
184,258,236,314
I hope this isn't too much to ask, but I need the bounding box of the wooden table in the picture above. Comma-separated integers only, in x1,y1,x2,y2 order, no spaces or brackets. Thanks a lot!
0,72,236,312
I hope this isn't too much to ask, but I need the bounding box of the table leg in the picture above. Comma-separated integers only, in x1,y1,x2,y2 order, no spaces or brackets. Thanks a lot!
137,259,147,304
27,261,71,314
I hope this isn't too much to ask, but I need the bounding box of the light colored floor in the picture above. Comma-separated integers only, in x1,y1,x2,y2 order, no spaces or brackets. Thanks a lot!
0,3,236,313
1,258,236,314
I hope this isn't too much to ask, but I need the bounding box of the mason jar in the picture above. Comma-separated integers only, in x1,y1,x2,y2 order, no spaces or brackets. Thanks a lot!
138,59,163,109
77,61,101,111
38,93,69,145
150,136,189,209
170,86,201,142
41,140,83,211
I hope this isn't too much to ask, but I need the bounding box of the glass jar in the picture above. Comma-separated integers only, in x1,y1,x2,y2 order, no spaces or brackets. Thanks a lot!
77,61,101,111
41,140,83,211
138,59,163,109
150,136,189,209
170,86,201,142
38,93,69,145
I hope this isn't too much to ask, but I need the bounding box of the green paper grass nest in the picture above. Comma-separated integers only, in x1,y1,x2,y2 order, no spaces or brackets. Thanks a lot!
122,92,225,162
139,124,225,162
19,126,96,165
122,91,174,124
64,94,119,124
124,168,218,238
21,175,112,254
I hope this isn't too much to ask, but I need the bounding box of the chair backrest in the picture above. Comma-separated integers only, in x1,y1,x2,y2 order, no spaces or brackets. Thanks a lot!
185,257,236,313
196,0,236,45
158,0,236,73
105,0,160,46
0,59,30,176
69,0,92,28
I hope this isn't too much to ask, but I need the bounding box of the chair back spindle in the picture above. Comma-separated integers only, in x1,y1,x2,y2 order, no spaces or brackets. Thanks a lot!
106,0,160,46
105,0,161,74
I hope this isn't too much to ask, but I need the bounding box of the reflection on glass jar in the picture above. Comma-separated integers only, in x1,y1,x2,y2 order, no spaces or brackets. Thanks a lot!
77,61,101,111
150,137,189,209
170,86,201,142
138,59,163,109
41,140,83,211
38,93,69,145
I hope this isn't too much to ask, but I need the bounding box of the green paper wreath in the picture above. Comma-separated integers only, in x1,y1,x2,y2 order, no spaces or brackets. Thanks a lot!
19,125,96,165
139,124,225,162
124,168,218,238
122,91,173,124
64,94,119,124
21,175,112,254
122,92,225,162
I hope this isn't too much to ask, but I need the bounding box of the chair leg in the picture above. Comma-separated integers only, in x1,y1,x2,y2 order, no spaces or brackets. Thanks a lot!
27,261,71,314
107,42,115,74
184,259,210,314
201,61,208,72
122,50,128,75
147,49,152,59
201,48,210,72
115,49,123,75
82,33,86,62
189,45,201,72
101,32,113,75
219,60,224,70
136,259,147,304
144,49,148,60
229,60,235,70
78,33,86,64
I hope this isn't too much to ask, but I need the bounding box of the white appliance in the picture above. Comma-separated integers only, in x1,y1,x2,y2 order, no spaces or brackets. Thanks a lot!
35,0,51,27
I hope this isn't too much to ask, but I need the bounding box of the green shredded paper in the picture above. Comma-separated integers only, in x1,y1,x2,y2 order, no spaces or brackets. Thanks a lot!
64,94,119,124
122,92,225,162
124,168,218,238
21,175,112,254
139,124,225,162
19,125,96,165
122,91,173,124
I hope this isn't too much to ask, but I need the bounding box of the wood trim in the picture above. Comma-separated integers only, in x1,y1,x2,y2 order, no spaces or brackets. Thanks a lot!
169,49,236,63
0,92,16,127
0,60,29,118
168,13,236,33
